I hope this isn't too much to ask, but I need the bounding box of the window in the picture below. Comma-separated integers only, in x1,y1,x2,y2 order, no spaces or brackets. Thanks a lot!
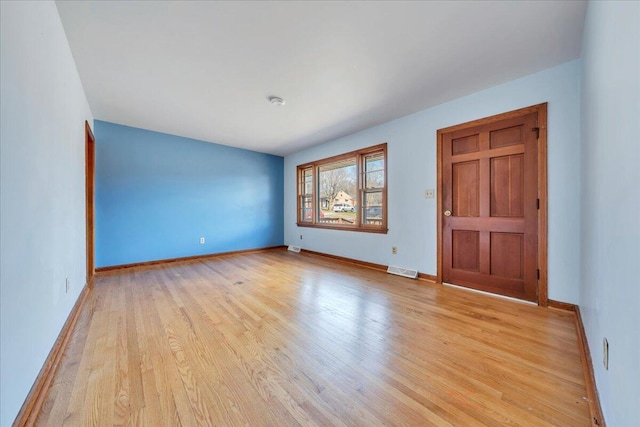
297,143,387,233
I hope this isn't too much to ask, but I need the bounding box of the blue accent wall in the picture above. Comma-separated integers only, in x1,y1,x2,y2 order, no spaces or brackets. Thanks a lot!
95,121,284,267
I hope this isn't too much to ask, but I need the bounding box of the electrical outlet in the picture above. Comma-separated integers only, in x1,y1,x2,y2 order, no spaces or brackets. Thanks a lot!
65,277,70,293
603,338,609,370
425,189,435,199
392,246,398,254
200,237,205,244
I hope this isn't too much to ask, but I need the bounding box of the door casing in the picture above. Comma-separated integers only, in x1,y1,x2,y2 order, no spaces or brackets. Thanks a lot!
85,120,95,288
436,103,548,306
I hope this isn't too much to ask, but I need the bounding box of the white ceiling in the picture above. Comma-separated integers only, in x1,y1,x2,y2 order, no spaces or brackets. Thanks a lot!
56,1,587,156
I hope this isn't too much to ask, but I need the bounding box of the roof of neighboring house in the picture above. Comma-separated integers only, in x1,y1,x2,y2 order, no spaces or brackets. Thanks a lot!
335,191,353,201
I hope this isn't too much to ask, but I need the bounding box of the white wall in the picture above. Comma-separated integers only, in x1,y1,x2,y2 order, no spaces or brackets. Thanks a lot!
0,2,93,425
580,1,640,425
285,60,582,304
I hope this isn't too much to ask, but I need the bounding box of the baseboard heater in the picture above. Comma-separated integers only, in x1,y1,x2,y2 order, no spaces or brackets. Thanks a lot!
287,245,301,253
387,266,418,279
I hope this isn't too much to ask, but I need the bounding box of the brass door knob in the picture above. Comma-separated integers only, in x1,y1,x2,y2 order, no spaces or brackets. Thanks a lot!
444,210,452,217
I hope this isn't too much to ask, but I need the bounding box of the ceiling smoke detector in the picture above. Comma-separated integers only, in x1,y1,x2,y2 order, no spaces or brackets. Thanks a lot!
268,96,285,106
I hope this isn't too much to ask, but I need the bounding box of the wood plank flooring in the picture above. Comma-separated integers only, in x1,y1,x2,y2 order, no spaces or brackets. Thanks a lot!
35,249,591,426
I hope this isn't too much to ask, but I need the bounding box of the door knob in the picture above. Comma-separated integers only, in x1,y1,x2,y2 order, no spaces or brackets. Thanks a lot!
444,210,452,217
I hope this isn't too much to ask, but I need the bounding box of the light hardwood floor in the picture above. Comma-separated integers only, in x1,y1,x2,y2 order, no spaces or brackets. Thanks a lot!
36,249,591,426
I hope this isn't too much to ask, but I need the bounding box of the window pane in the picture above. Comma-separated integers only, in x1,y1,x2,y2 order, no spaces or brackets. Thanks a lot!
300,195,312,222
363,190,383,225
303,169,313,195
318,158,357,225
364,152,384,189
298,167,313,224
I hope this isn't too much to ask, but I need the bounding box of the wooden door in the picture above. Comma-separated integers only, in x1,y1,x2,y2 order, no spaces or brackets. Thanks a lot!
440,110,540,301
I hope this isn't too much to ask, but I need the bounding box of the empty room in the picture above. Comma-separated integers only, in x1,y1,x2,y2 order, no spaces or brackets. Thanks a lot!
1,1,638,426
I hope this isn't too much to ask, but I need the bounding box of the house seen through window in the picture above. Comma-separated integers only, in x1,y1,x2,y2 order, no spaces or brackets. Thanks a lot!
297,143,387,233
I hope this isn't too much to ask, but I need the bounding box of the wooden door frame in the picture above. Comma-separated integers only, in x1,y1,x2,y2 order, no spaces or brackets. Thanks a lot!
85,120,96,288
436,103,548,306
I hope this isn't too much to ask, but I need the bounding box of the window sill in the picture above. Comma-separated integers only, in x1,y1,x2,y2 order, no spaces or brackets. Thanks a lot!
296,223,388,234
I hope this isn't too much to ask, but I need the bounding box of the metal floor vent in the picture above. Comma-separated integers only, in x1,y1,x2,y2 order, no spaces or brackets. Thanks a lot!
287,245,301,253
387,266,418,279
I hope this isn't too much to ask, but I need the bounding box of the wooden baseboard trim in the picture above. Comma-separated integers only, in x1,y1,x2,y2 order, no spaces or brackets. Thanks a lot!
574,306,606,427
13,284,90,427
300,249,387,272
547,299,604,425
417,272,438,283
547,299,577,311
299,249,438,283
95,245,286,274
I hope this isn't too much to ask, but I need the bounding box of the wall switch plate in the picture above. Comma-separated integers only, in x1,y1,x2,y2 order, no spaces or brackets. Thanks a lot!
200,237,205,244
392,246,398,254
300,235,303,240
425,189,435,199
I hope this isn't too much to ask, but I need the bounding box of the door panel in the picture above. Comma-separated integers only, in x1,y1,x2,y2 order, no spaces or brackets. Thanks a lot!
452,161,480,217
452,134,480,155
490,154,524,217
442,112,538,301
452,230,480,271
490,125,524,149
490,232,524,279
